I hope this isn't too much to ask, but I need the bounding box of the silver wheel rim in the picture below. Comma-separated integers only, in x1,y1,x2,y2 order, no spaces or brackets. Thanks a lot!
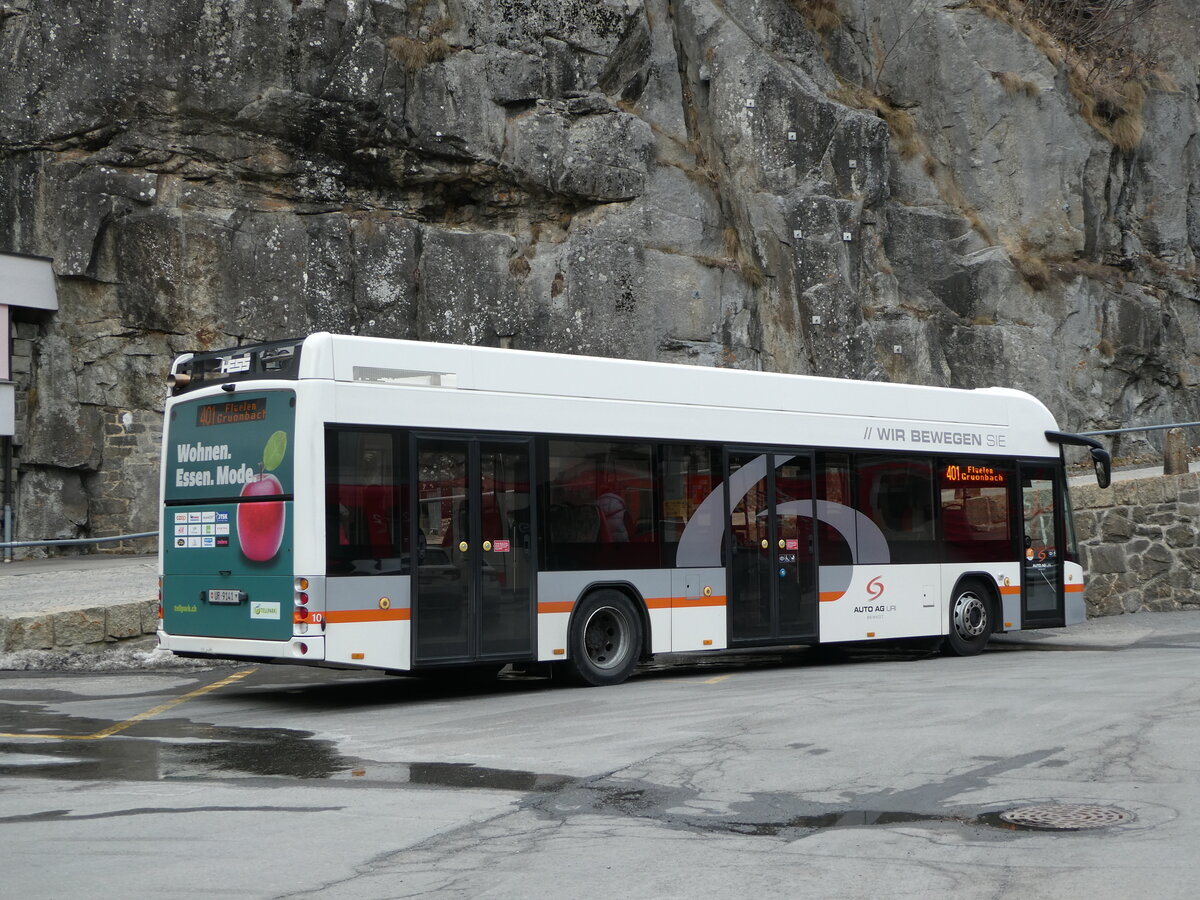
953,592,987,639
582,606,632,671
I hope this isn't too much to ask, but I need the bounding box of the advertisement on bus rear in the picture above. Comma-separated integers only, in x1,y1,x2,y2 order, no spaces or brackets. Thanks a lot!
164,391,295,573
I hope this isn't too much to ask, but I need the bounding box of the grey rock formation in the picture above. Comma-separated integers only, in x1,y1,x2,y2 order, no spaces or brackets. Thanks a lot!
1,0,1198,552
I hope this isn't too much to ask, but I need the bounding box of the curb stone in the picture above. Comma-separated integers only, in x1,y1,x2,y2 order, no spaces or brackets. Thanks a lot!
0,600,159,653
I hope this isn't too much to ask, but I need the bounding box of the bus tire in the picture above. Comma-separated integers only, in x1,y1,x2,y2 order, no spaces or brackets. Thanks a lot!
566,590,643,687
944,581,992,657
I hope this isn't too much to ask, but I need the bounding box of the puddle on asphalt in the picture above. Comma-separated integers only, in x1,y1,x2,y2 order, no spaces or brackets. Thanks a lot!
715,809,964,836
0,702,1132,839
0,701,575,788
404,762,572,792
534,779,1089,841
0,718,1108,839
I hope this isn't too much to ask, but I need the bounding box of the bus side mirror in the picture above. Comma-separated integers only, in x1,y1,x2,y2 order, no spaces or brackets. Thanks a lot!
1090,447,1112,489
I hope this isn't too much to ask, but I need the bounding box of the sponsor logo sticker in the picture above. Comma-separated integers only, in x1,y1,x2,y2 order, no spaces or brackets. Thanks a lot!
250,602,281,620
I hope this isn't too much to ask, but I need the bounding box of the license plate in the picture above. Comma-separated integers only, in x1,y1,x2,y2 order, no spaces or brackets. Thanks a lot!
207,589,244,605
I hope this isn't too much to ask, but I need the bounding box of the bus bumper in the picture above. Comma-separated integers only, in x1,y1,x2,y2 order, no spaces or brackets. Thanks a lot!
158,631,324,662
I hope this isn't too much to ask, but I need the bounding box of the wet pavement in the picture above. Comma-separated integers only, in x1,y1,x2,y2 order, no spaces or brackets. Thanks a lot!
2,616,1199,898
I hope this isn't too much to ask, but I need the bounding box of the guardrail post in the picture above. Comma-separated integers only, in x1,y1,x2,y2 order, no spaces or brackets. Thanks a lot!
1164,427,1189,475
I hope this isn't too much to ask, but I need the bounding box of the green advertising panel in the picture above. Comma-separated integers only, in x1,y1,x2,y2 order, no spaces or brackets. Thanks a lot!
165,391,295,502
163,572,294,640
164,501,293,577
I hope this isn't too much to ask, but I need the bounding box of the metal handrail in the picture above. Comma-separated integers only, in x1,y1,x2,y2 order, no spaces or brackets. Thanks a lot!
1,531,156,550
1080,422,1200,437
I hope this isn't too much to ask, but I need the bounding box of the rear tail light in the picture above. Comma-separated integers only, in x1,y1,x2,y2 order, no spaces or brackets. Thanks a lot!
294,576,321,632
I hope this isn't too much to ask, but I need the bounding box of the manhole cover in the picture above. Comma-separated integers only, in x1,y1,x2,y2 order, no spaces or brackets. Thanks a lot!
998,803,1135,830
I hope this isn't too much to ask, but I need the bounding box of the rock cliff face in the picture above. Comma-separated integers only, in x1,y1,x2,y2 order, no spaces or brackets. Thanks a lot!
1,0,1198,544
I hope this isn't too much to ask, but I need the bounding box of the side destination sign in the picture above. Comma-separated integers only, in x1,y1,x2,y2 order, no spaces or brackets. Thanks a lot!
166,391,295,501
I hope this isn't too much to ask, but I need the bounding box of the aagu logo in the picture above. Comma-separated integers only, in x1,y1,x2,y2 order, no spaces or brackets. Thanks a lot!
854,577,895,615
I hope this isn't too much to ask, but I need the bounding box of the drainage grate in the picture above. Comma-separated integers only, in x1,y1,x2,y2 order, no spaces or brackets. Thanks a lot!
998,803,1136,830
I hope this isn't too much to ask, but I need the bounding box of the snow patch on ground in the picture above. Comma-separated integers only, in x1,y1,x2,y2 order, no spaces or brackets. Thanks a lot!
0,639,237,672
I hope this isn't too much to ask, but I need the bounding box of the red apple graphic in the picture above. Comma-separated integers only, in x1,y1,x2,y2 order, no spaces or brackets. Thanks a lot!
238,473,284,562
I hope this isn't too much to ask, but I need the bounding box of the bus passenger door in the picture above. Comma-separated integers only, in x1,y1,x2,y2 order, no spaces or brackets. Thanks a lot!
413,436,535,665
1019,464,1064,627
726,450,818,644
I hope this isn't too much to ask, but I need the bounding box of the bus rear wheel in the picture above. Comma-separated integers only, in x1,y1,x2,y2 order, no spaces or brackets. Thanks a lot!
945,582,992,657
566,590,643,686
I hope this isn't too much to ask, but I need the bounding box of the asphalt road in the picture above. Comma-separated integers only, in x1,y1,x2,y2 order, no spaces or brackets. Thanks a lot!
2,616,1199,899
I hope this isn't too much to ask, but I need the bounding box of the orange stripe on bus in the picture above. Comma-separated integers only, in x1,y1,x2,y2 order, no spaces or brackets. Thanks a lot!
819,591,845,602
999,586,1021,595
323,609,411,624
538,601,576,614
539,596,726,615
670,595,726,609
1064,583,1085,593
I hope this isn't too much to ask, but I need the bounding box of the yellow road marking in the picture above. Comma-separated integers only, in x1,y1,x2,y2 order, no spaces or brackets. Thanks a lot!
663,672,735,686
0,668,257,741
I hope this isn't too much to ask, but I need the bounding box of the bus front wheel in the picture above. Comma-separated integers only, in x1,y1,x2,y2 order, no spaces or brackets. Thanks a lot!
945,582,992,657
566,590,643,686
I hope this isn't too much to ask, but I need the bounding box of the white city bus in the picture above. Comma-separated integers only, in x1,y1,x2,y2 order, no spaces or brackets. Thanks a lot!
158,333,1110,685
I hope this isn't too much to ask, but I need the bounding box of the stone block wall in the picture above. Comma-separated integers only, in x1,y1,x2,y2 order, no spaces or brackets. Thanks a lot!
1072,473,1200,617
0,600,159,652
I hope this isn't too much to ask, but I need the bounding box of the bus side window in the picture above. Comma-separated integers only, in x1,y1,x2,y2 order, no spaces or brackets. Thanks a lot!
856,454,937,564
661,444,721,567
938,459,1013,563
543,439,658,570
816,452,855,565
325,429,408,576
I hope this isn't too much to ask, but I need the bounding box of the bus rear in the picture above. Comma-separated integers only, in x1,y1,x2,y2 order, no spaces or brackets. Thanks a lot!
159,342,307,661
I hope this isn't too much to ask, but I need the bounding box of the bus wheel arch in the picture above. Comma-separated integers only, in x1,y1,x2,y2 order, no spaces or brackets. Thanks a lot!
944,575,997,657
564,586,647,686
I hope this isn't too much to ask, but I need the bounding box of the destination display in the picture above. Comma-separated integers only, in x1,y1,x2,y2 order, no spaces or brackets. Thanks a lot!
942,463,1008,485
197,397,268,427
